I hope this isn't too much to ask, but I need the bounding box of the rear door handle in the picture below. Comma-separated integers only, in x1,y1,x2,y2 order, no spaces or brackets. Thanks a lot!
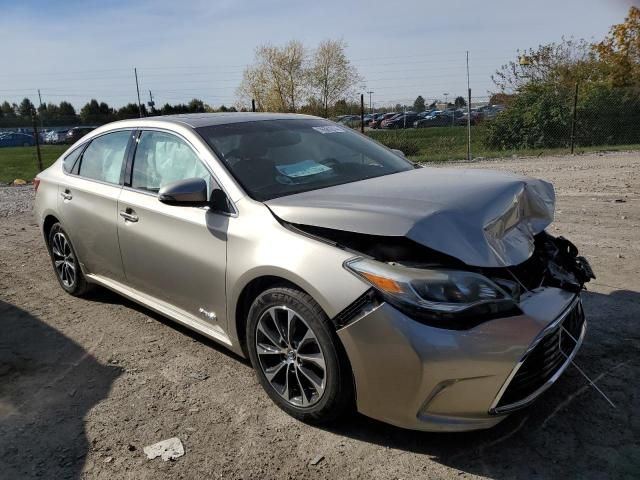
60,189,72,201
119,208,139,223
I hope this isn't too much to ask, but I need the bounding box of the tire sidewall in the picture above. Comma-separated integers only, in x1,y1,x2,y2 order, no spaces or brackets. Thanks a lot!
47,223,81,294
246,287,351,421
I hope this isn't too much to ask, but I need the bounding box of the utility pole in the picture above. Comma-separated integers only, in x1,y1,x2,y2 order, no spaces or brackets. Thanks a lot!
147,90,155,113
37,89,45,129
367,91,374,114
466,51,472,161
134,68,143,118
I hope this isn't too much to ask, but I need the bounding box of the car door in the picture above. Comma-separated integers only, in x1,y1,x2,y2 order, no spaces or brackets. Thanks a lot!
57,129,134,283
117,129,229,330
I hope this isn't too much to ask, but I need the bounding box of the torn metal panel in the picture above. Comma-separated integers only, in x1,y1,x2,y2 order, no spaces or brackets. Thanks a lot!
266,167,555,268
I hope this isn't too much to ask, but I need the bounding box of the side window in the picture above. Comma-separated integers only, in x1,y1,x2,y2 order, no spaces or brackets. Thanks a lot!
62,146,84,174
132,131,213,194
79,131,130,184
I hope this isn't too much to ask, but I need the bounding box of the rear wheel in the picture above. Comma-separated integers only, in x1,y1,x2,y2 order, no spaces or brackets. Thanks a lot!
47,223,92,296
246,287,354,424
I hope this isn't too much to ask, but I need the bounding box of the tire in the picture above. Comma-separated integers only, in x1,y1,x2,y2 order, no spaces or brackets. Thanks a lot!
47,223,93,296
246,286,354,424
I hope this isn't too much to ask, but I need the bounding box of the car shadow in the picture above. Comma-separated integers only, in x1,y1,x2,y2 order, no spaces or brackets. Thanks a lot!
319,288,640,479
83,287,249,365
0,300,122,479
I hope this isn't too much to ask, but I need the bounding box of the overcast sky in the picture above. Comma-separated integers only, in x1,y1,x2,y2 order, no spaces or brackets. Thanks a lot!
1,0,636,110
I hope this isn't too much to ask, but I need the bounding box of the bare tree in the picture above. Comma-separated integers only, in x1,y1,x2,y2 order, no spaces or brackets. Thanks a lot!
237,41,308,112
309,39,361,117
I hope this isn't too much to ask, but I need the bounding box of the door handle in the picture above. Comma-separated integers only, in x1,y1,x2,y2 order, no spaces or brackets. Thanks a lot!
60,189,72,201
119,208,139,223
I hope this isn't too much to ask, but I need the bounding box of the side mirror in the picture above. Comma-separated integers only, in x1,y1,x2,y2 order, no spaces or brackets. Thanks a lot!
210,188,231,213
391,148,406,158
158,177,208,207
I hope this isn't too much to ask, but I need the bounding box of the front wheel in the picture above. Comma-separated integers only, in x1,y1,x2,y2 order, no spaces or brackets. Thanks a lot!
246,287,354,424
47,223,92,296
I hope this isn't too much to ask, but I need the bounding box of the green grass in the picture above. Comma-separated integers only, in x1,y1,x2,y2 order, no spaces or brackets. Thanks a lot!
0,145,67,183
367,126,640,163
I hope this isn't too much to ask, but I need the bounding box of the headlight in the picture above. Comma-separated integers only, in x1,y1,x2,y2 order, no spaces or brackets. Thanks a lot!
344,258,519,328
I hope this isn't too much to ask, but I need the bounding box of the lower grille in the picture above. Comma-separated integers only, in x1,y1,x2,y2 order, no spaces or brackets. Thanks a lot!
496,300,585,409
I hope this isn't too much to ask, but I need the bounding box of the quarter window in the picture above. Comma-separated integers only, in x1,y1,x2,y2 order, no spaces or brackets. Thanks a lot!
79,131,131,184
131,131,212,194
62,146,83,174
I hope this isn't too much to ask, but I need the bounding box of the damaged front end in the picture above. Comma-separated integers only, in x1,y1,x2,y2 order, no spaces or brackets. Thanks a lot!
283,222,595,329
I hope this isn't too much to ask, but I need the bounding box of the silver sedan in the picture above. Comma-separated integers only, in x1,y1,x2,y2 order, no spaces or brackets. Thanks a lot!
34,113,594,431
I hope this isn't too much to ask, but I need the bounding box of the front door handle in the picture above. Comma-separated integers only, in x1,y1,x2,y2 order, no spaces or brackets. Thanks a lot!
60,189,72,201
119,208,139,223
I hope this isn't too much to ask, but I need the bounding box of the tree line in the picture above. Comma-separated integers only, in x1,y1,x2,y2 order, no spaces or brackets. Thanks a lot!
487,6,640,149
0,97,241,128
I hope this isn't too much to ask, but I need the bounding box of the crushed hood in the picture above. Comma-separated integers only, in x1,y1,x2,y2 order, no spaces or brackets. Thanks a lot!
266,167,555,268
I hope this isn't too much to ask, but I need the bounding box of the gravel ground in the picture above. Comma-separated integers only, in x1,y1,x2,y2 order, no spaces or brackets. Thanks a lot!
0,151,639,479
0,184,34,218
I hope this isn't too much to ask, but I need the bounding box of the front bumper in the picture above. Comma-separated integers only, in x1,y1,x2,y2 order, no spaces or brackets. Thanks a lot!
337,287,585,432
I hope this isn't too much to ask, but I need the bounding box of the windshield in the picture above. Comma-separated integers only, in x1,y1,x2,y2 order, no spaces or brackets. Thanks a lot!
196,119,414,201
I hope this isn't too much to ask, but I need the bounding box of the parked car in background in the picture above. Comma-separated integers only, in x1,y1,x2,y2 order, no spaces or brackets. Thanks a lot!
414,110,461,128
65,126,96,144
370,113,395,129
383,113,420,129
0,132,36,147
45,129,70,144
380,113,403,129
34,113,594,432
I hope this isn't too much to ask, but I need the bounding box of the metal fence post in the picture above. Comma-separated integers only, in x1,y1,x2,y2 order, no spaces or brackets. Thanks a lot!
467,88,472,161
360,94,365,133
570,81,579,154
31,109,43,173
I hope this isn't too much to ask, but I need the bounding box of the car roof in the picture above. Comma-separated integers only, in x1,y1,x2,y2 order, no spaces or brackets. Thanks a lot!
143,112,318,129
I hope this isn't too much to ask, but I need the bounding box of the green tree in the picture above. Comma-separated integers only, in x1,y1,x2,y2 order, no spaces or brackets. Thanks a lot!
117,103,146,119
1,102,16,117
187,98,206,113
413,95,426,112
18,98,35,118
492,37,597,92
454,96,467,108
58,101,77,119
80,99,115,124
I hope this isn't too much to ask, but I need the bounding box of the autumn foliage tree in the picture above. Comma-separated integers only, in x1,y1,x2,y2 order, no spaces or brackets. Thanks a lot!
237,39,360,115
593,6,640,86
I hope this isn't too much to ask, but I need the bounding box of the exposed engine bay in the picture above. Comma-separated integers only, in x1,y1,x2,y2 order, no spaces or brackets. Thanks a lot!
286,222,595,301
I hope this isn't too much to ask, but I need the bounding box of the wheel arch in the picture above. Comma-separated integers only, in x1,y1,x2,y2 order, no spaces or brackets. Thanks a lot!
233,274,316,358
42,214,61,245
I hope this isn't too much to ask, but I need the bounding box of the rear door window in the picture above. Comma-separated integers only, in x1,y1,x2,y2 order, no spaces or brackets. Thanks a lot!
79,130,131,184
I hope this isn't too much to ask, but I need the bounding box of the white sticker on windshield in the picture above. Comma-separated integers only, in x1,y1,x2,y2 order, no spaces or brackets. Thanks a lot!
312,125,345,134
276,160,332,178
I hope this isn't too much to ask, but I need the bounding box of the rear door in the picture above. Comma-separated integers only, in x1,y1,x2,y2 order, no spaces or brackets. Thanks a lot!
116,129,229,328
58,129,135,282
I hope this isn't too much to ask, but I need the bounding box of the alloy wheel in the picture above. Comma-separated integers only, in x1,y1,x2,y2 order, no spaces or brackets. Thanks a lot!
51,232,76,288
255,306,327,407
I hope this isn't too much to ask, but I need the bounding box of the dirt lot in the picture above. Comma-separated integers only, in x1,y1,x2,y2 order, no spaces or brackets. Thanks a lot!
1,152,639,479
